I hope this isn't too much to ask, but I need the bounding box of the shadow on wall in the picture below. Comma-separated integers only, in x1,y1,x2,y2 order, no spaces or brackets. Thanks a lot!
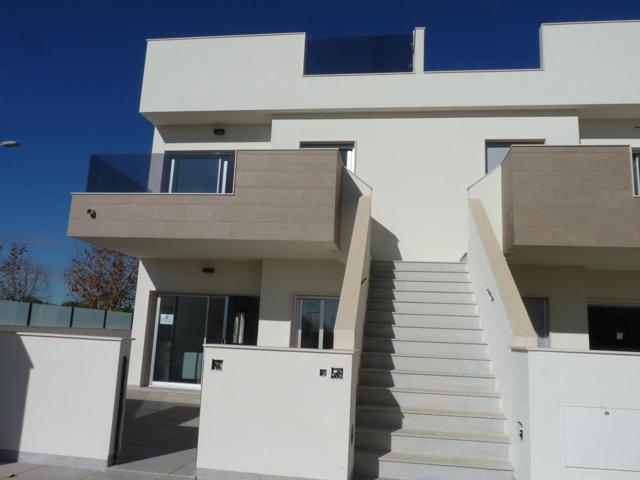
157,125,271,144
371,219,401,261
0,333,32,461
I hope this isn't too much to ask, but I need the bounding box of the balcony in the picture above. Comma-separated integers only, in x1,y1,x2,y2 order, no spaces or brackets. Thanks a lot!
68,149,343,259
303,33,414,75
471,145,640,269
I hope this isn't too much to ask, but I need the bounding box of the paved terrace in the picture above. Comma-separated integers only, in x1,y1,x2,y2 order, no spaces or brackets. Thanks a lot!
1,388,201,480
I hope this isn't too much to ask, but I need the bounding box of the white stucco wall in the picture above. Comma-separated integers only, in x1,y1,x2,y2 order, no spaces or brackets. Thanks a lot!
272,113,578,260
512,348,640,480
258,259,344,347
198,345,355,480
468,166,503,250
151,124,272,152
0,330,128,466
510,266,640,350
580,120,640,149
141,22,640,115
128,259,262,386
128,258,344,385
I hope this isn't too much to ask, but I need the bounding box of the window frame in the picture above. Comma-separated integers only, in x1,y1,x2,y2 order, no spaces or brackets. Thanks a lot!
300,141,356,172
161,150,237,194
632,151,640,197
294,296,339,350
522,296,550,348
484,139,545,174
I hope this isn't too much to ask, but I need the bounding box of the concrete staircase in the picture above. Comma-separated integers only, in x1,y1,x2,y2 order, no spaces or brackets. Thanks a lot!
354,261,513,480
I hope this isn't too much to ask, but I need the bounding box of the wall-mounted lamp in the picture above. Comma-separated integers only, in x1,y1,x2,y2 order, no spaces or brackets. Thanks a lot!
86,209,97,219
213,128,226,136
202,267,215,274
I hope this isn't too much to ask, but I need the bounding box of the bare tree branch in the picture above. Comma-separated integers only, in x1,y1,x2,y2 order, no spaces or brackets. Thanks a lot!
0,242,52,302
65,245,138,311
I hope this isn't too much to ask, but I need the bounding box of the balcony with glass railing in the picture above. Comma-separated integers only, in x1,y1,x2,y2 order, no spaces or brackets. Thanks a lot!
303,32,414,75
87,152,235,194
68,149,344,259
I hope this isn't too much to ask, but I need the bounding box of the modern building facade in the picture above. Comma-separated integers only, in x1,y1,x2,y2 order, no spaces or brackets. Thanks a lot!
67,20,640,480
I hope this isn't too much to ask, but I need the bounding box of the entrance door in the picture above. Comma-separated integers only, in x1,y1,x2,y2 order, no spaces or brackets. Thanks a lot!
151,294,260,387
152,295,208,385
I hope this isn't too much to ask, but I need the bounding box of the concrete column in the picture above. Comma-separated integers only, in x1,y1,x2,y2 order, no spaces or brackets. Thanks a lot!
413,27,426,74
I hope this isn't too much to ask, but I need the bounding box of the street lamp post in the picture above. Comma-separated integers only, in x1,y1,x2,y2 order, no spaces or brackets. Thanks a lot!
1,140,20,148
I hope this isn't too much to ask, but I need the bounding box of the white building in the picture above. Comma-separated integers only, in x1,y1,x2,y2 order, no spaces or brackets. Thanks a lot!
68,20,640,480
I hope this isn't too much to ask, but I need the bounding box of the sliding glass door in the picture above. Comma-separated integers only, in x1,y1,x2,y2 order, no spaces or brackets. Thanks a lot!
151,294,260,387
152,295,209,385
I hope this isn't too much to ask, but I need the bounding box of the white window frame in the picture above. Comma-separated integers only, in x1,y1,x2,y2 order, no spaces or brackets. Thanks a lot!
165,151,236,194
632,151,640,197
300,141,356,173
484,139,545,173
295,296,339,349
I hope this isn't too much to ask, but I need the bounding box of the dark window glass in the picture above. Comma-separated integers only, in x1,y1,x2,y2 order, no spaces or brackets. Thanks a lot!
161,152,235,193
304,34,413,75
588,306,640,352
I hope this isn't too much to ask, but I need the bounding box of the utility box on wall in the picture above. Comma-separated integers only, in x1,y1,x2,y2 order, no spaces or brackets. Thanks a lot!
563,405,640,472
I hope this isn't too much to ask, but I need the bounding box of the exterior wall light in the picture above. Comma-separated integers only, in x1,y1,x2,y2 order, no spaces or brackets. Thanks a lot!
213,128,226,136
202,267,215,274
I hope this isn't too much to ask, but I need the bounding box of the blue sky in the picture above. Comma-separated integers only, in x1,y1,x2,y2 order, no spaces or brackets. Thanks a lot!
1,0,639,303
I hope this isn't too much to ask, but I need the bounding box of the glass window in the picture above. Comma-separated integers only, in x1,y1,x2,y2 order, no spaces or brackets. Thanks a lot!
588,305,640,352
632,152,640,196
522,297,549,348
485,140,544,173
296,297,339,349
162,152,235,193
300,142,355,172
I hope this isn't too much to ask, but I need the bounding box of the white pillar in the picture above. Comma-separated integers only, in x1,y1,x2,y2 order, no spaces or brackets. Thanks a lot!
413,27,426,74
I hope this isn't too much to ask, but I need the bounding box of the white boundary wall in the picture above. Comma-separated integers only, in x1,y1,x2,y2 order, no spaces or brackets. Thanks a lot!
0,328,129,468
197,345,355,480
511,348,640,480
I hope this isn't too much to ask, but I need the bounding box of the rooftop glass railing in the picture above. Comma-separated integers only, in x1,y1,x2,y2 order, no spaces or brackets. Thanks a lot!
304,33,414,75
85,152,236,194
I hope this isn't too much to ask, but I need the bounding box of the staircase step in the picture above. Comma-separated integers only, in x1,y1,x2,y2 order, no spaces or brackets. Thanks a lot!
366,312,480,329
356,427,510,459
368,300,477,316
370,279,473,292
371,261,468,273
363,337,488,357
364,324,484,342
368,289,475,304
371,270,470,282
357,386,501,411
354,450,513,480
359,368,496,391
361,352,491,374
356,404,506,434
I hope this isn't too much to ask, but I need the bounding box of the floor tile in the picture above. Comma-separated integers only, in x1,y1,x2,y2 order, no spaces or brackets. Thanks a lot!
0,463,41,479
